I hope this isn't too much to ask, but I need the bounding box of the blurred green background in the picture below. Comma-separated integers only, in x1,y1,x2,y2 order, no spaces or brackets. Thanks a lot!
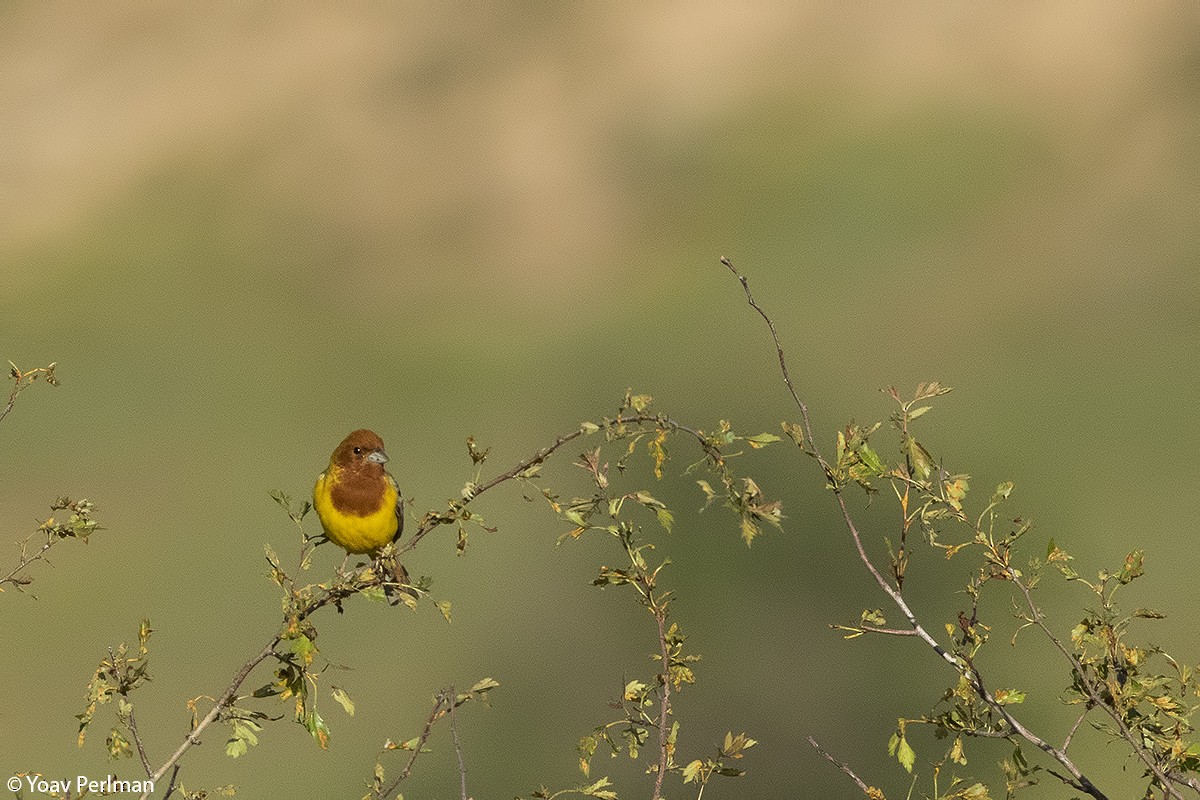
3,3,1198,798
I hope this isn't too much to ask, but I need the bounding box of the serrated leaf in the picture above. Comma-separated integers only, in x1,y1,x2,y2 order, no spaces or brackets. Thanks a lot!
740,517,758,546
896,735,916,772
628,393,653,412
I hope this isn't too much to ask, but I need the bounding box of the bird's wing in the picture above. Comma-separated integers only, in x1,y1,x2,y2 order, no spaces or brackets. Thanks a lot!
389,473,404,542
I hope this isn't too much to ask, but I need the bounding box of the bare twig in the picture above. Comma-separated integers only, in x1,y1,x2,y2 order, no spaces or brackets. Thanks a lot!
449,685,469,800
1062,709,1087,753
139,641,280,799
807,736,875,796
0,361,57,426
724,258,1112,800
127,706,153,778
375,692,450,800
161,764,180,800
858,625,919,637
0,533,56,592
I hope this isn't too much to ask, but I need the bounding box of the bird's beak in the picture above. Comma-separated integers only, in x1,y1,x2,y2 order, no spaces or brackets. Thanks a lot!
367,450,389,465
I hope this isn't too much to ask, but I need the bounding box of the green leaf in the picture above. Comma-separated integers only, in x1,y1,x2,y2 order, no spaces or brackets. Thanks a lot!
627,392,653,412
581,421,600,434
857,443,884,474
469,677,500,694
739,517,758,546
993,688,1026,705
904,436,934,481
331,686,355,716
782,421,804,447
745,433,781,448
896,735,916,772
655,507,674,532
580,776,618,799
1117,549,1145,584
306,710,331,749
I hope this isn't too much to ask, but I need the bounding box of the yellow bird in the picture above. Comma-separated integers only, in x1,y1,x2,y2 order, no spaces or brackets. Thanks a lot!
313,429,412,603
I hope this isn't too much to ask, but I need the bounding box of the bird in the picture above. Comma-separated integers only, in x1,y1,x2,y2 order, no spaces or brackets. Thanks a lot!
313,429,413,605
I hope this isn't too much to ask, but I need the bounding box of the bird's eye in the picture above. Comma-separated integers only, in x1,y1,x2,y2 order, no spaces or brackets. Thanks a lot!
353,447,362,455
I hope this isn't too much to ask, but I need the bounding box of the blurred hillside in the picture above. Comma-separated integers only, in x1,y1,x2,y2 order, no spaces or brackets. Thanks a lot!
2,4,1198,798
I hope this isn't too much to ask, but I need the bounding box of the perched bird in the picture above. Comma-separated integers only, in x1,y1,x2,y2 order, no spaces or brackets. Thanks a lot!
313,429,412,604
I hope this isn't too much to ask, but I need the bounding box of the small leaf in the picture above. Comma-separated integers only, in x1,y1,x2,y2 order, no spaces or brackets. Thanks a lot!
739,517,758,547
745,433,781,448
1117,549,1145,584
436,600,453,623
331,686,355,717
896,735,916,772
469,677,500,694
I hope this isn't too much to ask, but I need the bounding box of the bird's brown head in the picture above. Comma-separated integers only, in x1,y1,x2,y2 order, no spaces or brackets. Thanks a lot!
330,429,389,472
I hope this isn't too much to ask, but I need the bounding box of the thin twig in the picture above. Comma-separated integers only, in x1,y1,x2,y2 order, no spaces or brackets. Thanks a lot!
858,625,919,637
807,736,875,795
161,764,180,800
651,603,672,800
376,692,450,800
0,362,56,426
1062,709,1087,753
0,534,56,592
127,706,153,778
724,258,1111,800
138,641,281,799
449,685,469,800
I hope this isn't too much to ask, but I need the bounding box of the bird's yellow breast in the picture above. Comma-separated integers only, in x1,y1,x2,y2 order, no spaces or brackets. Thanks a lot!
313,465,399,554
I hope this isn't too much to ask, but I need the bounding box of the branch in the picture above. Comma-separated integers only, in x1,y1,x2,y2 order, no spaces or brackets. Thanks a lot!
139,641,281,799
449,685,468,800
0,361,57,426
1009,571,1188,798
127,706,153,778
651,601,673,800
0,533,56,592
375,690,450,800
1,498,100,595
807,736,876,796
139,411,696,795
397,411,710,558
723,258,1111,799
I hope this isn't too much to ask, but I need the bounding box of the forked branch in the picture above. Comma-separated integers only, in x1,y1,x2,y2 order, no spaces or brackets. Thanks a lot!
722,257,1114,799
